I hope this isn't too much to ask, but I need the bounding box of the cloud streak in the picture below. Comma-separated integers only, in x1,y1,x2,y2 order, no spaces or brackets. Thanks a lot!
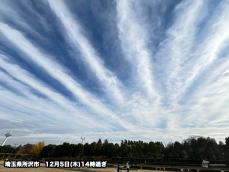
48,0,125,104
0,24,134,130
0,0,229,144
116,0,158,99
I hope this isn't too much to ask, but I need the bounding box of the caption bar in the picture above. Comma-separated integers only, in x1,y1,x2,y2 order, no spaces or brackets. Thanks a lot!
4,160,107,168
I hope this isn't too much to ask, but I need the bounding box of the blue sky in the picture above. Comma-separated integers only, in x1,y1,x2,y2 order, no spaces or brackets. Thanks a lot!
0,0,229,145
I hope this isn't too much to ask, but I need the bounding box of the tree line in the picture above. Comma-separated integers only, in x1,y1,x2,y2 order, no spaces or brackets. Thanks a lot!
1,136,229,162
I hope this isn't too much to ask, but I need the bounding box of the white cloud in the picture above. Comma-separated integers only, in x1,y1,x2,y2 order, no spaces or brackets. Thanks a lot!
0,55,113,131
0,0,229,144
178,1,229,102
116,0,159,99
154,0,204,107
0,25,134,130
48,0,125,105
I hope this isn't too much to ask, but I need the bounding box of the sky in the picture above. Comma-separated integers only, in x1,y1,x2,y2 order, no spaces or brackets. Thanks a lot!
0,0,229,145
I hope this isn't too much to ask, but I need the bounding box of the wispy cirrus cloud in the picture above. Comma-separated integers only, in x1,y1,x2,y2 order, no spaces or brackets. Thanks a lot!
0,0,229,144
48,0,125,105
0,56,109,130
116,0,158,99
0,24,134,130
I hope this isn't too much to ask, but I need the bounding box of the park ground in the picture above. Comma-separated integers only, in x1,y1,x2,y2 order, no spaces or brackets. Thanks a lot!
0,161,175,172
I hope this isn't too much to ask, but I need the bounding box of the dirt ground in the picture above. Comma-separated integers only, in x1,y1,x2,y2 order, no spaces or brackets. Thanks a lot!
0,162,113,172
0,161,176,172
0,166,118,172
0,167,170,172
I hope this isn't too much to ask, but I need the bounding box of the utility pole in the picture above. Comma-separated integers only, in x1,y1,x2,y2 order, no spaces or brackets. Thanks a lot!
80,136,85,158
1,132,12,146
81,136,85,144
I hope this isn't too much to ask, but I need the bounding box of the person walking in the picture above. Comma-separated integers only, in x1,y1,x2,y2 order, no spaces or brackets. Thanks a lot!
126,161,130,172
117,164,120,172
